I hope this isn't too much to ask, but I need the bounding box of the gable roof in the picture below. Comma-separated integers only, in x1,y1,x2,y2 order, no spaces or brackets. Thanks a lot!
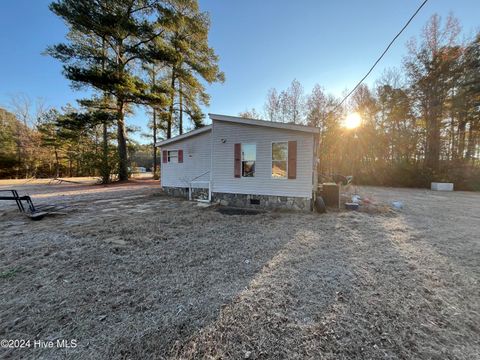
157,113,320,147
156,125,212,147
209,113,320,134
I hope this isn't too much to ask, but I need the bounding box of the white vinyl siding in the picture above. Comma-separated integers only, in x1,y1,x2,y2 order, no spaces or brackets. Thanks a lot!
211,120,314,198
161,130,211,188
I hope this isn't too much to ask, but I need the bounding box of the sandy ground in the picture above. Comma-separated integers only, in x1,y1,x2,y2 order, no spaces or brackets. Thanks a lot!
0,179,479,359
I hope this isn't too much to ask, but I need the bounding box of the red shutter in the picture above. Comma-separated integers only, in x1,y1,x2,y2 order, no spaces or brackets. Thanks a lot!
162,150,167,163
288,141,297,179
178,150,183,163
234,143,241,178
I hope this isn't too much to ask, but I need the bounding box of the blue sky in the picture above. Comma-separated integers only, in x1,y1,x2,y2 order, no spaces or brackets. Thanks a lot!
0,0,479,143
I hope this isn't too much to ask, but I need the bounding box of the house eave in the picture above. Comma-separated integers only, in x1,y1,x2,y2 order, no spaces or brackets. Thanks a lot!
156,125,212,147
208,113,320,134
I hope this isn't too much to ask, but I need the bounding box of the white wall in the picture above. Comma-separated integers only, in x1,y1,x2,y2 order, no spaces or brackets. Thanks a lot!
160,130,211,188
211,120,314,198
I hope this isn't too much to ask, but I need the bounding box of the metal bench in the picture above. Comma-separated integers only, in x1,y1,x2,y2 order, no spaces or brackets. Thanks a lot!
0,190,66,220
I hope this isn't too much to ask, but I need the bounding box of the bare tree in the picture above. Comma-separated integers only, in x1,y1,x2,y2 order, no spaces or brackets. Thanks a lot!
279,90,289,123
8,94,49,126
6,94,50,177
264,88,281,121
286,79,305,124
9,93,32,126
306,84,328,129
239,108,262,119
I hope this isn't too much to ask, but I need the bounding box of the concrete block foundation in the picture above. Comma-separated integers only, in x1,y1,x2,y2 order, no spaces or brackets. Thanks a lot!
162,186,189,198
212,192,312,211
162,187,312,211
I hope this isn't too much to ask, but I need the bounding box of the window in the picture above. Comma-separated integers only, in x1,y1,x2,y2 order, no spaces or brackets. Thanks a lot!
272,142,288,178
167,150,178,163
242,144,256,177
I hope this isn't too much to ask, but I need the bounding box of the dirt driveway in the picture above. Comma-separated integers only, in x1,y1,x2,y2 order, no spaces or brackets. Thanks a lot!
0,180,479,359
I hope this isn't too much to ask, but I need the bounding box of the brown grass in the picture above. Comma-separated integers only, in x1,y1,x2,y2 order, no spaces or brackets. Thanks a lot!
0,181,479,359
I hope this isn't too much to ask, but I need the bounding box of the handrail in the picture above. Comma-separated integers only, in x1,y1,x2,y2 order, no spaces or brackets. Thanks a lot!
190,170,210,182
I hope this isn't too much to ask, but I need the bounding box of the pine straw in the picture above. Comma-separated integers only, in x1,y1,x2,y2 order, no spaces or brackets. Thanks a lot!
1,184,479,359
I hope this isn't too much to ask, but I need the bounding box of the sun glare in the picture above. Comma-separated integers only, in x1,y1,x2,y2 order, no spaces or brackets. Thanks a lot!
343,112,362,129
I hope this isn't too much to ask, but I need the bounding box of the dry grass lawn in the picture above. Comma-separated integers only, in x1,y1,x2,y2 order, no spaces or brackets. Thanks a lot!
0,179,479,359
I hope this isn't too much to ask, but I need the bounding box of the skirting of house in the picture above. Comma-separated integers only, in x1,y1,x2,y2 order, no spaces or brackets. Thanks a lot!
162,186,209,200
162,186,189,198
162,186,312,211
212,192,311,211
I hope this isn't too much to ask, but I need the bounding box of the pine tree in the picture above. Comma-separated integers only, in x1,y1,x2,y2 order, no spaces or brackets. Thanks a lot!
163,0,224,137
461,34,480,162
48,0,170,180
404,14,461,172
144,63,167,178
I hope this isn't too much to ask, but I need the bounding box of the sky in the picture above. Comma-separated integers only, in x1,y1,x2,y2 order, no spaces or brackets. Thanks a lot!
0,0,479,143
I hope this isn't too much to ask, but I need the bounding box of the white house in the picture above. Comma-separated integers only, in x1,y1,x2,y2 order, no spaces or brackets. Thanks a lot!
158,114,320,210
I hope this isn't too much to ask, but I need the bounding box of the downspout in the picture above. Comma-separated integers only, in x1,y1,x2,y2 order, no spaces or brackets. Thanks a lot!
312,131,320,211
159,146,162,188
209,120,215,203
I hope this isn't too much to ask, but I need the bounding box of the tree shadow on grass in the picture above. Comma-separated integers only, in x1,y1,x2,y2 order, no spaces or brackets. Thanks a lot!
2,196,478,359
167,210,480,359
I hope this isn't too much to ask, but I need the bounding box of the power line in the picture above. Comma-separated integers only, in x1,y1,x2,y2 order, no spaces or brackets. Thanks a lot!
333,0,429,112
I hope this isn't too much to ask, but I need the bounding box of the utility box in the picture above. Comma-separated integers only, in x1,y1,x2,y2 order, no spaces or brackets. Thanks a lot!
319,183,340,208
431,182,454,191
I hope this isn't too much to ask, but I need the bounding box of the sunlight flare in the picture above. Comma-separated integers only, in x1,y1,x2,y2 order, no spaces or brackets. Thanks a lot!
343,112,362,129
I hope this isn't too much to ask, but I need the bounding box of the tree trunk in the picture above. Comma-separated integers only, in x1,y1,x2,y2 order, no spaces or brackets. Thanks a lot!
167,70,176,139
457,118,467,160
54,147,60,178
101,121,109,183
150,67,158,177
179,80,183,135
448,112,455,160
425,95,441,171
14,125,21,179
114,40,129,181
465,120,477,161
153,107,158,176
117,101,129,181
100,36,110,184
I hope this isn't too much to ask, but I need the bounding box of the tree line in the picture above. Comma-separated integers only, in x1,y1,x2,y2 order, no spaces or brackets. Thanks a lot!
1,11,479,190
240,14,480,190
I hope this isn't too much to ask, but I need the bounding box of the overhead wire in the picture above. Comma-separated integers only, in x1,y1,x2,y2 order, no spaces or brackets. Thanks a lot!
331,0,429,113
